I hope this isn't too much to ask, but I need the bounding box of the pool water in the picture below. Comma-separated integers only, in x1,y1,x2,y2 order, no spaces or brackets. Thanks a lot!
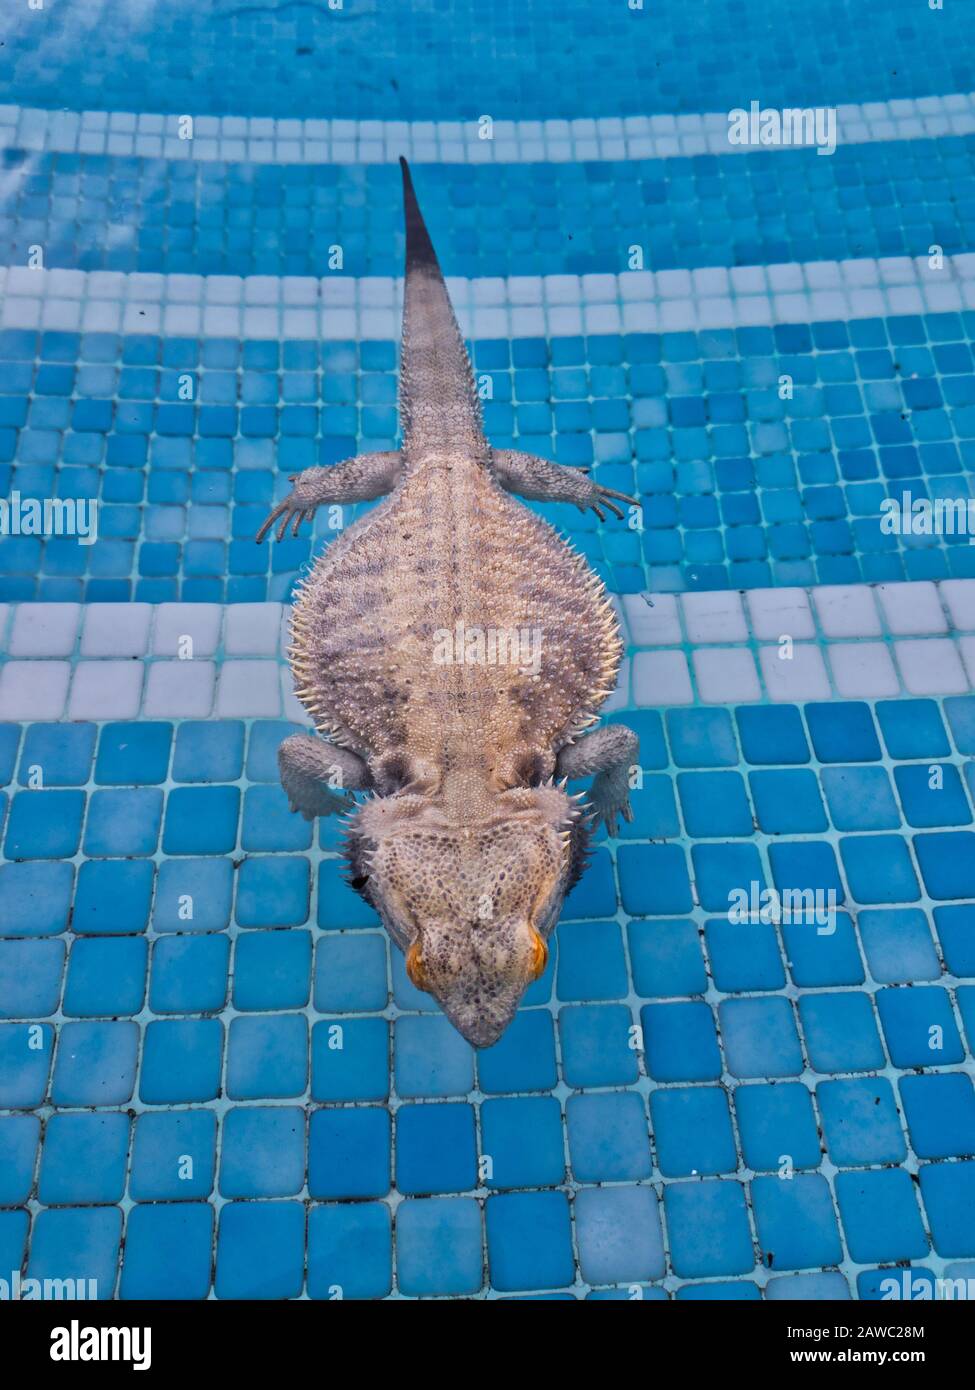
1,0,975,1300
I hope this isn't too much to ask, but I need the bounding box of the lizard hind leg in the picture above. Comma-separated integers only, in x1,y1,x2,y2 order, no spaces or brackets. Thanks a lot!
256,450,402,543
555,722,639,837
491,449,638,522
278,734,373,822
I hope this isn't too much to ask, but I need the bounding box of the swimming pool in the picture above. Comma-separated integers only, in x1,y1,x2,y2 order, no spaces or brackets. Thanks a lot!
1,0,975,1301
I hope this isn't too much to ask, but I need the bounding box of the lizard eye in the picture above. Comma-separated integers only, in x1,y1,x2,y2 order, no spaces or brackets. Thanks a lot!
406,940,427,992
529,930,548,981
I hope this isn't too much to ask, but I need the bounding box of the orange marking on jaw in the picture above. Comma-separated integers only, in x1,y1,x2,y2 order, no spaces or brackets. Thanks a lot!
530,930,548,980
406,940,427,991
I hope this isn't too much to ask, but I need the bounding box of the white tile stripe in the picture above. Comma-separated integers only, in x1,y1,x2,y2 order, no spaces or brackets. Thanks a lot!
2,94,974,164
2,582,975,721
2,253,975,340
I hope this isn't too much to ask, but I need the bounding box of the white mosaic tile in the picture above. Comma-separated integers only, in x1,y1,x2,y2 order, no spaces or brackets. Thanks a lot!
7,603,80,658
692,648,762,703
6,253,975,340
680,591,749,644
893,639,970,695
811,585,883,638
745,588,816,641
876,581,949,636
143,662,216,718
0,661,71,720
80,603,152,658
151,604,223,658
940,580,975,632
827,642,902,698
67,661,144,720
224,603,285,657
758,644,832,701
632,650,694,707
216,661,282,717
620,593,682,646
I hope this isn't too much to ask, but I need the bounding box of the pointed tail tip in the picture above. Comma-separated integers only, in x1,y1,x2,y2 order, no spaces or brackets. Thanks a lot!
398,155,439,272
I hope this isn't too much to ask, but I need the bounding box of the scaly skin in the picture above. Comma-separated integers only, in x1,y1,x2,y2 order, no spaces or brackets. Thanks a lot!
259,160,639,1047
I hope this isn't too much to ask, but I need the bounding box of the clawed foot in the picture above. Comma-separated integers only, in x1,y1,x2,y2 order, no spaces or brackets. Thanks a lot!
575,472,639,522
255,473,322,543
285,784,356,823
280,763,355,822
587,768,634,837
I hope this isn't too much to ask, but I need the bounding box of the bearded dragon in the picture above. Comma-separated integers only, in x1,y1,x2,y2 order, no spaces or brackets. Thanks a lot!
257,158,639,1047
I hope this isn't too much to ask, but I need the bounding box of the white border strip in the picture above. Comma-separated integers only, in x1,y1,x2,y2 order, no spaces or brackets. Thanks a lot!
1,94,974,165
1,582,975,721
2,254,975,340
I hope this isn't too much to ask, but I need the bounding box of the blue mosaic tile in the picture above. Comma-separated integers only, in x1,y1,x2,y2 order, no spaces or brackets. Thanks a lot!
10,313,975,596
120,1204,214,1300
3,0,971,122
307,1203,392,1301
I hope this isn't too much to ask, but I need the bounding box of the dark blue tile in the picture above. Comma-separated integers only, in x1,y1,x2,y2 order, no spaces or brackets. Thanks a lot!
650,1086,737,1177
567,1092,651,1181
480,1096,565,1190
308,1106,391,1199
130,1110,217,1200
395,1102,477,1195
918,1161,975,1258
751,1174,843,1271
38,1112,130,1205
148,934,229,1013
835,1169,927,1264
735,1082,821,1172
641,1001,721,1081
307,1202,392,1300
120,1203,213,1300
664,1181,754,1278
311,1016,389,1102
220,1106,305,1198
64,937,147,1017
799,992,885,1073
139,1019,223,1104
559,1004,639,1087
215,1202,304,1299
486,1191,573,1293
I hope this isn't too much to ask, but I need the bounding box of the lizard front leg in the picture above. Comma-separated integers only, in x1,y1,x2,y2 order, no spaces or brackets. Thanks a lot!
556,723,639,836
256,450,402,542
492,449,638,521
278,734,373,821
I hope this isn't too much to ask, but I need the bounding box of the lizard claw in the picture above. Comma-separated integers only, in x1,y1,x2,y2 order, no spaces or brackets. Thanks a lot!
587,767,634,837
574,472,639,523
255,473,321,543
287,789,355,822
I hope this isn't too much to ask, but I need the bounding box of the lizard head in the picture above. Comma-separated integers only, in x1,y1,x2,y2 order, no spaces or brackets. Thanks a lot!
349,785,584,1047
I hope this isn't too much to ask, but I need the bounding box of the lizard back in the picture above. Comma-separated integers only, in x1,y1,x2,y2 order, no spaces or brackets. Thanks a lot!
290,463,622,795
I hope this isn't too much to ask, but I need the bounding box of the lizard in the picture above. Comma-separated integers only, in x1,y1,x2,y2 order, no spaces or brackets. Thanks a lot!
256,157,639,1048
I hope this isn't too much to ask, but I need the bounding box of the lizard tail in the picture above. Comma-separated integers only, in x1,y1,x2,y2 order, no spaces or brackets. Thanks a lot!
400,155,439,274
398,157,484,449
